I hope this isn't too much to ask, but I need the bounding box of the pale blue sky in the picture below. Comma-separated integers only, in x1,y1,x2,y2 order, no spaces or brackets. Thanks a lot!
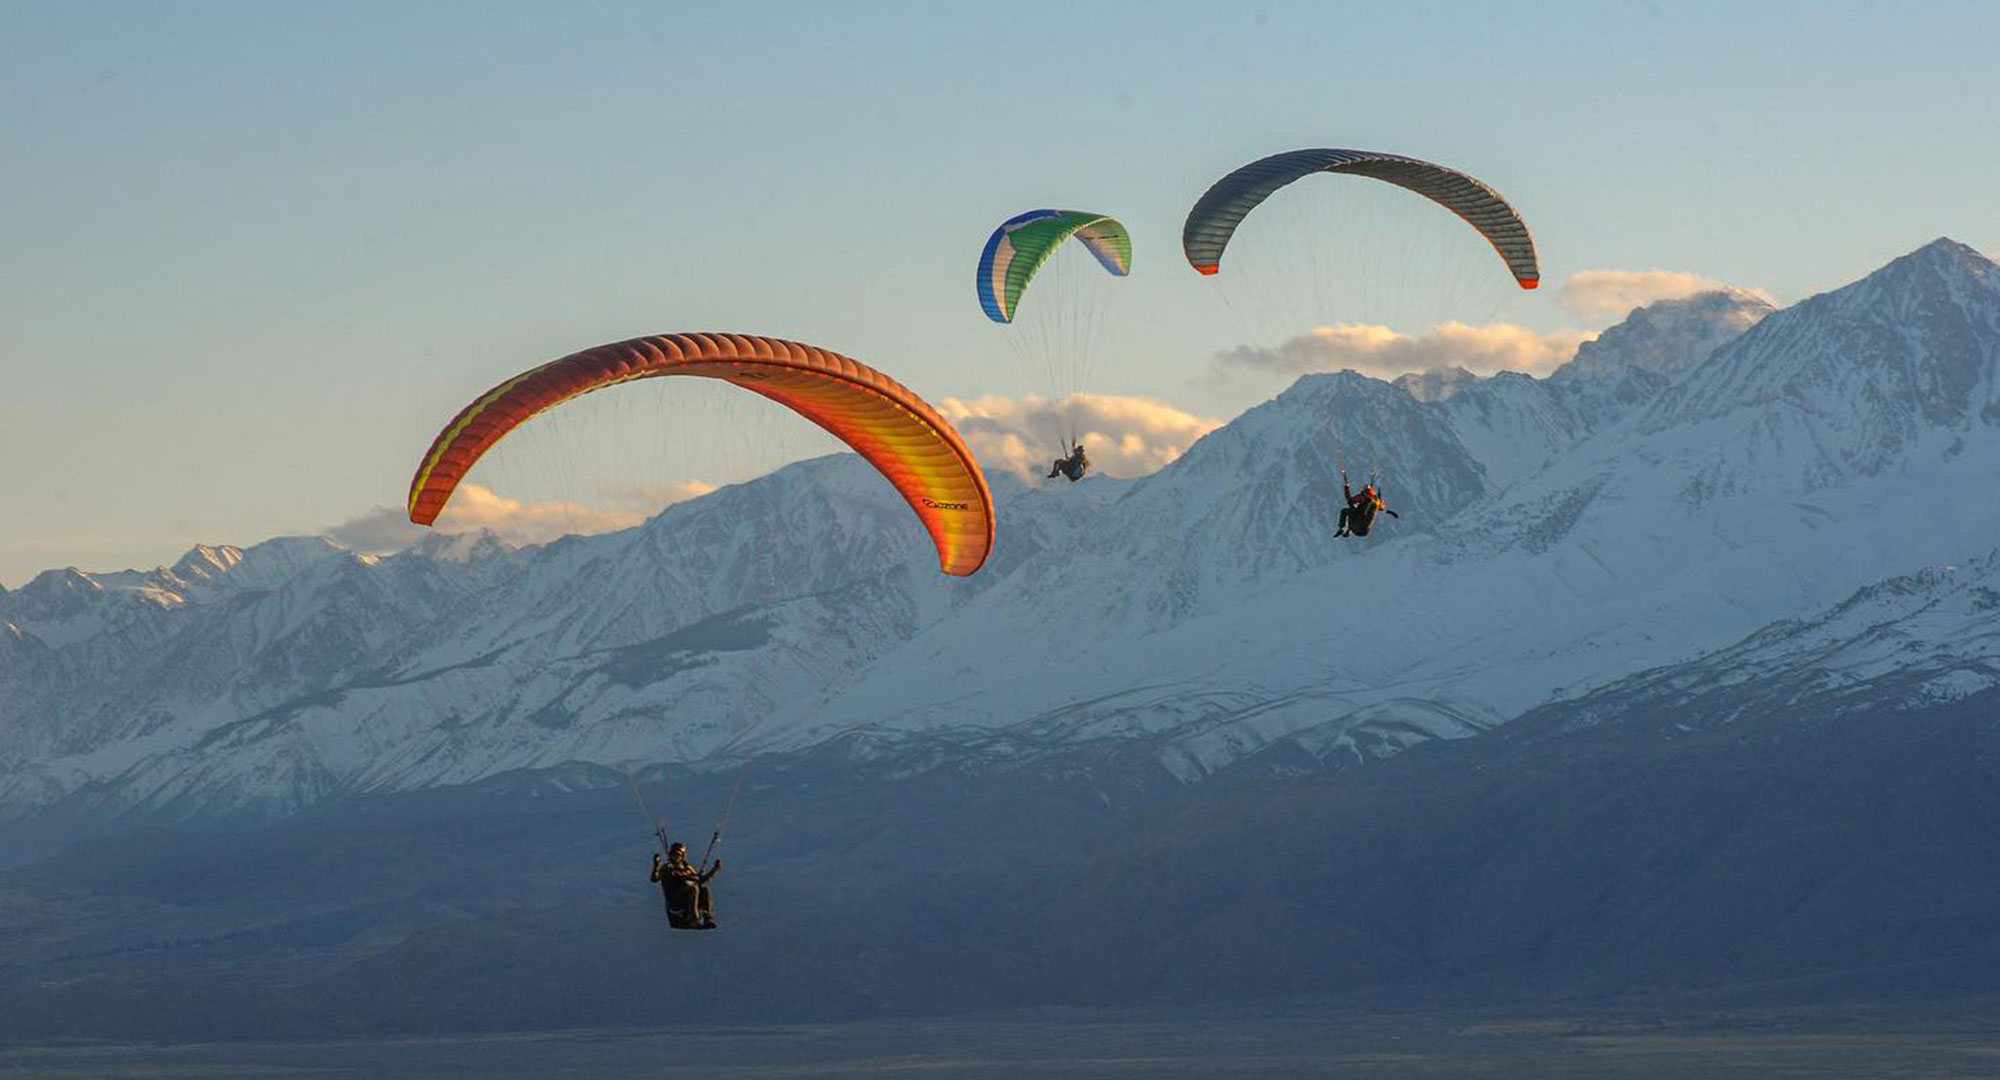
3,1,1995,585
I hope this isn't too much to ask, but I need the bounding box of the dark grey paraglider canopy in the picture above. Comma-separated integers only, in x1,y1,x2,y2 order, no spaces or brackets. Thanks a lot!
1182,148,1539,288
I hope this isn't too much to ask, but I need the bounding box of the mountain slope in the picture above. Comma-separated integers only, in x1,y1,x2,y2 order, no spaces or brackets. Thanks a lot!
2,240,1996,820
790,240,2000,765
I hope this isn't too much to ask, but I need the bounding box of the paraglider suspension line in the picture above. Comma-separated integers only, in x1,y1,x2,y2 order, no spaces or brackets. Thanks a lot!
700,766,748,874
624,767,669,858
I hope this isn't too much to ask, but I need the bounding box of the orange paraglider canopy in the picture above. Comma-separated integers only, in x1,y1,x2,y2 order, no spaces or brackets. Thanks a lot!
407,333,995,576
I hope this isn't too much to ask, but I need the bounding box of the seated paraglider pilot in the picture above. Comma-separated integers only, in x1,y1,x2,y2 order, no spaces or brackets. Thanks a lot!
1046,440,1089,483
650,842,721,930
1334,471,1400,538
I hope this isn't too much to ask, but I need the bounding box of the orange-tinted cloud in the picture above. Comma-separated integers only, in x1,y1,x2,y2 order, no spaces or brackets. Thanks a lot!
1215,322,1593,382
1556,269,1773,322
324,482,711,553
938,393,1223,480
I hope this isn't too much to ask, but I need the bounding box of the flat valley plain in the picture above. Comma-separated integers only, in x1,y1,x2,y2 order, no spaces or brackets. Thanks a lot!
4,1000,1998,1080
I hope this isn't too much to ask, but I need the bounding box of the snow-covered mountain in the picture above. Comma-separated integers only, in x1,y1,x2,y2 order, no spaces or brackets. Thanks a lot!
3,239,1996,820
788,242,1996,759
1516,550,2000,739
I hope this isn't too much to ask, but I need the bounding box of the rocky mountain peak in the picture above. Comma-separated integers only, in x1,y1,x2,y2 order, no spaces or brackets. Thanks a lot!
1553,289,1775,387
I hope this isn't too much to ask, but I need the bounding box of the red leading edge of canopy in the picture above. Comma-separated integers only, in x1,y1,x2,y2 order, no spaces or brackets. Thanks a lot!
1520,279,1540,289
1194,264,1219,276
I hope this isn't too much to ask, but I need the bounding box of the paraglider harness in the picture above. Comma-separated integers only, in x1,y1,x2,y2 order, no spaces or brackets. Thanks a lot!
1335,469,1400,538
627,766,745,931
1048,438,1088,483
652,847,718,929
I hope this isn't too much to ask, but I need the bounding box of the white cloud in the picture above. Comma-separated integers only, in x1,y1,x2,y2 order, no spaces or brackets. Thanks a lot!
611,481,718,507
1555,269,1770,322
1211,266,1772,386
1214,322,1593,382
938,393,1223,480
325,482,712,553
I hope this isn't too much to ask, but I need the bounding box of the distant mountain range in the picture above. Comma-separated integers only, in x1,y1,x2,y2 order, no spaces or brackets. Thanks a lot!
6,240,1996,821
2,238,1997,1040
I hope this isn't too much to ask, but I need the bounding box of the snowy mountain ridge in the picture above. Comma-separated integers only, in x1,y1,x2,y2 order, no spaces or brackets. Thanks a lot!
3,239,1996,820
